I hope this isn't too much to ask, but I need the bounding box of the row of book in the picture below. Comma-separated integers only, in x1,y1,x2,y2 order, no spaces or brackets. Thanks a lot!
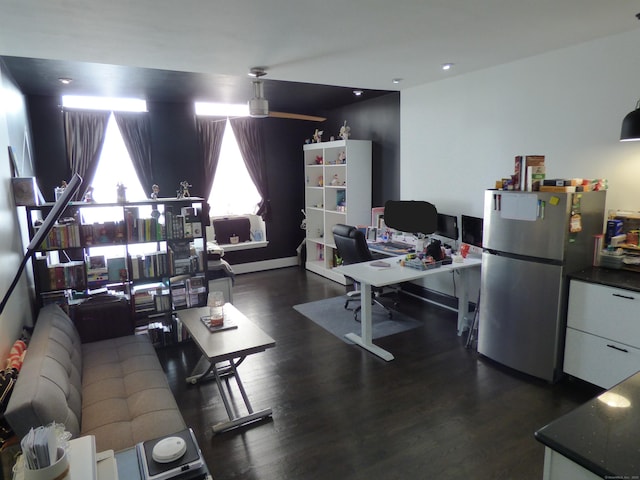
171,276,207,309
165,210,203,240
35,258,87,292
132,284,172,321
37,248,205,292
36,215,203,251
135,314,191,346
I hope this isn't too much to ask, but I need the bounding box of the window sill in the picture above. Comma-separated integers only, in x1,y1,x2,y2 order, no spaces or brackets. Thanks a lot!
218,240,269,252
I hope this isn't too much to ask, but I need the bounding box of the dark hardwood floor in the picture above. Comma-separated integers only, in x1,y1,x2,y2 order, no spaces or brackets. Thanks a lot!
156,267,602,480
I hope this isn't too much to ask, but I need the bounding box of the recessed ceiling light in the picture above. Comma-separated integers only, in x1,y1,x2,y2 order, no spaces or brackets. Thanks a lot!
392,78,403,84
441,63,454,71
58,77,73,85
353,90,363,96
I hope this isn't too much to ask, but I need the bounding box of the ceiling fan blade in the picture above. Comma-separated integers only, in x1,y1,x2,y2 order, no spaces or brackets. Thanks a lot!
269,111,326,122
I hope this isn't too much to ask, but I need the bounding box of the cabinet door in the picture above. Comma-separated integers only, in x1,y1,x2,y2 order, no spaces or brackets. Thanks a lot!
567,280,640,347
564,327,640,389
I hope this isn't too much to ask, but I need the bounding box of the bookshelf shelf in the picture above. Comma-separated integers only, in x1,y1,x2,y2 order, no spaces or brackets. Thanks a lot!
303,140,371,284
25,197,209,346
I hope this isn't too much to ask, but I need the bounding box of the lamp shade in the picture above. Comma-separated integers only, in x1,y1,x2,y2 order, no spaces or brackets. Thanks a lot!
620,100,640,141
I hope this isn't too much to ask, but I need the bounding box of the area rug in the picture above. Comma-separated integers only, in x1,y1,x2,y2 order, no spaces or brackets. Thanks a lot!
293,296,422,344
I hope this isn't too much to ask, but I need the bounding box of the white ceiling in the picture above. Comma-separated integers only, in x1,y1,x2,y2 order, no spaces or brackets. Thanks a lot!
1,0,639,92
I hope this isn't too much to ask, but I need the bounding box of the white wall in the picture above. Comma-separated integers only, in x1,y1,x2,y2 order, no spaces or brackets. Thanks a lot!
401,28,640,217
400,28,640,300
0,62,36,360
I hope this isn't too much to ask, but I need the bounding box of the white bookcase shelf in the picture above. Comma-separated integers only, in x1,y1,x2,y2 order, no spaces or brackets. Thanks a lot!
303,139,371,284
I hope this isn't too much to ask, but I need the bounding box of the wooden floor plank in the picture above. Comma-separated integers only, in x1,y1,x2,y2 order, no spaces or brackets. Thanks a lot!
157,267,601,480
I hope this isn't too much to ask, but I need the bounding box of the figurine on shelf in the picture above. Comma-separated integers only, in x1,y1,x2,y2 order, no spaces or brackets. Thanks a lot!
338,151,346,164
177,180,192,199
54,180,67,200
330,174,340,186
150,184,160,200
339,120,351,140
83,186,95,203
313,129,323,143
116,182,127,203
315,155,323,165
318,176,324,187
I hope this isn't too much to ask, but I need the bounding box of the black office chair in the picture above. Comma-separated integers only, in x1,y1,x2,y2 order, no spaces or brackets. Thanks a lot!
332,224,395,320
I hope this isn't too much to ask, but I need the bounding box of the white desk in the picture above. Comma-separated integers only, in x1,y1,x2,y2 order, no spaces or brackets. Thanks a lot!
334,256,481,361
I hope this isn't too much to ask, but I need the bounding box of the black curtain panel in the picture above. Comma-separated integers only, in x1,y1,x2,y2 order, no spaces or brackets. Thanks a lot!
63,109,110,200
229,117,271,221
196,116,226,200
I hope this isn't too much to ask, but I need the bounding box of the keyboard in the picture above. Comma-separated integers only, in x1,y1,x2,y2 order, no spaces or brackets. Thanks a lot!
385,241,413,249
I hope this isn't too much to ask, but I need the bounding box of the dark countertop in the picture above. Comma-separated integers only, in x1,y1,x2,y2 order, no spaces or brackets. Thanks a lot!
569,266,640,293
535,371,640,478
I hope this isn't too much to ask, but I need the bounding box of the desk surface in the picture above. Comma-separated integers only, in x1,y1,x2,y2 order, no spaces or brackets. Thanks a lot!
178,304,275,363
334,255,482,287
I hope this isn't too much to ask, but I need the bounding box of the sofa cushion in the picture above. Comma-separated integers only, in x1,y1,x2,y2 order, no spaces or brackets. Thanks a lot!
4,304,83,440
80,335,185,452
5,304,186,453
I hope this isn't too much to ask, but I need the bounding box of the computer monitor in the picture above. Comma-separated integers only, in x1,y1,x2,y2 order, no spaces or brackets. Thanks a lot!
461,215,484,249
435,213,459,241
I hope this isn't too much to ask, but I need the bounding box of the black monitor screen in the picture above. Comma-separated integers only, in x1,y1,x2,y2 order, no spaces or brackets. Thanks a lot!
435,213,458,241
461,215,483,248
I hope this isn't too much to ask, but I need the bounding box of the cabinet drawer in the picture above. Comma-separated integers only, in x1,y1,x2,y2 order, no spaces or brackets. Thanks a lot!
567,280,640,347
563,327,640,389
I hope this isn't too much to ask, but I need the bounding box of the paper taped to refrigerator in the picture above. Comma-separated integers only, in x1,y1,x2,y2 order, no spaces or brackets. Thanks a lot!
501,193,538,221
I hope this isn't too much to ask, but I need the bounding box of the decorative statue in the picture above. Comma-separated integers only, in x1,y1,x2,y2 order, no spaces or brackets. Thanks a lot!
177,180,192,199
83,186,95,203
116,182,127,203
313,129,323,143
339,120,351,140
150,184,160,200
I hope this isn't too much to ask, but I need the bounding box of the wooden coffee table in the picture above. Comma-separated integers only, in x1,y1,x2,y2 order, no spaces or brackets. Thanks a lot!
178,304,276,433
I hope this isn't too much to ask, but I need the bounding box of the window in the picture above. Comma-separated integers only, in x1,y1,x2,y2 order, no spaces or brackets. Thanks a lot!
207,118,262,217
62,95,151,256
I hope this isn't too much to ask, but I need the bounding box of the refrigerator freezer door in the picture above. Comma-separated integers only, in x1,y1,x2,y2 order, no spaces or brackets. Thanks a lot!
478,252,566,382
483,190,570,261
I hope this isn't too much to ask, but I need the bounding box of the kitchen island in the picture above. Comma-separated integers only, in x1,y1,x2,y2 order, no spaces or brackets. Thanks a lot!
535,370,640,479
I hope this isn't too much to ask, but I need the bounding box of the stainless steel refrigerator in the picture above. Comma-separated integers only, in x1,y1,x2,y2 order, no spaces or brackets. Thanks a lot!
478,190,606,382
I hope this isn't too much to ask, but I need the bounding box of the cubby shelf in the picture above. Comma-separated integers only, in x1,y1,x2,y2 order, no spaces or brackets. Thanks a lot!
303,139,372,284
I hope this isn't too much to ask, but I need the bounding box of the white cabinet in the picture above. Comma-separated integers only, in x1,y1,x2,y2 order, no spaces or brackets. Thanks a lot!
564,279,640,389
542,448,601,480
303,139,371,284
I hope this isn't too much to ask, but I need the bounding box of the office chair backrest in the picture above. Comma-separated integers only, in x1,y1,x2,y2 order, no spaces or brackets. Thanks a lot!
332,224,373,265
383,200,438,235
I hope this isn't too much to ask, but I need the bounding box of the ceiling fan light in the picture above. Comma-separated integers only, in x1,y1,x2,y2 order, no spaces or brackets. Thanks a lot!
249,97,269,118
620,100,640,141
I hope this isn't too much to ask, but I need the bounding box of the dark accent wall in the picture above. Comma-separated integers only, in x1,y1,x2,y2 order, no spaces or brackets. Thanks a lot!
25,93,400,267
324,92,401,207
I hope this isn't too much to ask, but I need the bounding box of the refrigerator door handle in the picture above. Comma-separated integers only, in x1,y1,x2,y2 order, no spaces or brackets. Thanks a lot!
612,293,635,301
607,344,629,353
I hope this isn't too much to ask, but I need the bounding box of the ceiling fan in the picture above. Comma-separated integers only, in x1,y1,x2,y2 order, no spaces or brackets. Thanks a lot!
248,67,326,122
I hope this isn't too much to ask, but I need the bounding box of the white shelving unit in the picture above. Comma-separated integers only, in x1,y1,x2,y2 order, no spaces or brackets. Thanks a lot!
303,139,371,284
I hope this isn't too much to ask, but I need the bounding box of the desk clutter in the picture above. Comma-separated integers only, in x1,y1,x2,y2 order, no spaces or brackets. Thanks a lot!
11,428,210,480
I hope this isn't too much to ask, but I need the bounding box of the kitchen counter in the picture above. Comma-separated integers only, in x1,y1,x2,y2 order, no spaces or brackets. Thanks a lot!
570,266,640,292
535,371,640,478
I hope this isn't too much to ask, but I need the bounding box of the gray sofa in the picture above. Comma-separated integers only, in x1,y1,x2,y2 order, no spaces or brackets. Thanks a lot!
5,304,186,452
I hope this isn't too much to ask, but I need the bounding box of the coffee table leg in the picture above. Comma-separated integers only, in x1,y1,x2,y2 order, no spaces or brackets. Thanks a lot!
211,360,273,434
